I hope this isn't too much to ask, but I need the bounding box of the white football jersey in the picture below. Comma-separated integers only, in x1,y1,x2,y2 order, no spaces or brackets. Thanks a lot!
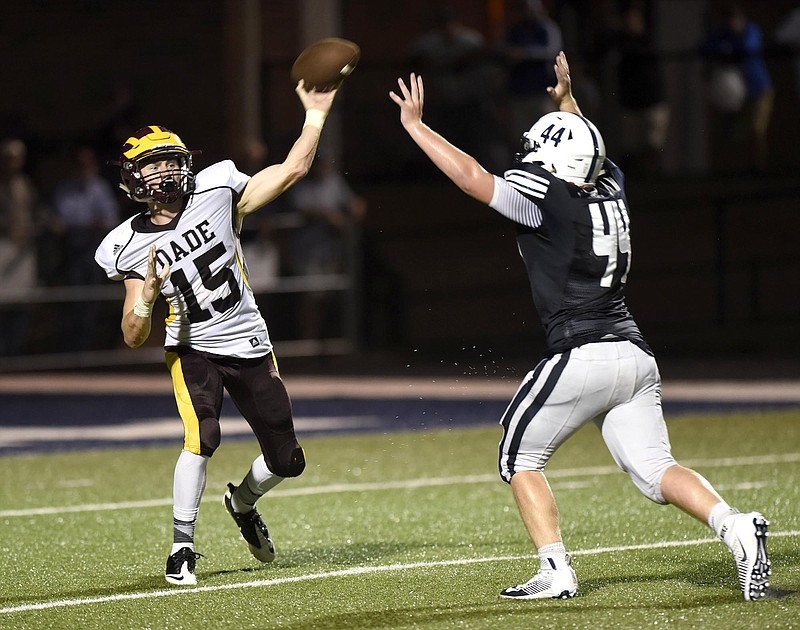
95,160,272,358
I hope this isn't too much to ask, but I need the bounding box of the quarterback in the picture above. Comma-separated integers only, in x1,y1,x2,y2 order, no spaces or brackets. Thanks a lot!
390,51,771,601
95,81,337,585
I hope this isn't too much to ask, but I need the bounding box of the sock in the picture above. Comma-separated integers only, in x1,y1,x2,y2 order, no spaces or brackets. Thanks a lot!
708,501,739,538
171,450,208,552
231,455,284,513
171,525,194,555
538,542,567,570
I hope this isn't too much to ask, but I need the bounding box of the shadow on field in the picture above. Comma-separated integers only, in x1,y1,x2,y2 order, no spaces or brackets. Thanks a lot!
557,547,799,604
276,603,561,630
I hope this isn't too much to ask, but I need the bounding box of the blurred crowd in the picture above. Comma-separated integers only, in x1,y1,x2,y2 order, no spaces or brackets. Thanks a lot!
1,0,798,357
400,0,797,176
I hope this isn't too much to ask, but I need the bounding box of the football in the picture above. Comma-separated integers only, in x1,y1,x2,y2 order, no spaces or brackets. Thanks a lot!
290,38,360,91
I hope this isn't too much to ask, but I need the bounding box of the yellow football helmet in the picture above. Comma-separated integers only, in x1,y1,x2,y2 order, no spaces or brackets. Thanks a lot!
118,125,197,203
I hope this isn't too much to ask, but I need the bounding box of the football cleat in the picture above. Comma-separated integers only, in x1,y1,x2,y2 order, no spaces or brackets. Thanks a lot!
719,511,771,601
500,554,578,600
165,547,203,586
223,482,276,563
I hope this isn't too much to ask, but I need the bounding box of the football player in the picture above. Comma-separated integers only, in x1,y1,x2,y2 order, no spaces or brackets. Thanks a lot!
390,51,771,601
96,81,337,585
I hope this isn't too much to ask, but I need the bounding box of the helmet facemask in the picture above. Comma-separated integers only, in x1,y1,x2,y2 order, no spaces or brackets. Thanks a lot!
117,126,198,204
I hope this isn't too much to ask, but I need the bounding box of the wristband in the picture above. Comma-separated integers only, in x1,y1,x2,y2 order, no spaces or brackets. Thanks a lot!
133,297,153,319
304,109,327,130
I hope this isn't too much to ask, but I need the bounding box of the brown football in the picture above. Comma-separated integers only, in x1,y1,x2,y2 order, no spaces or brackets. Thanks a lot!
290,38,360,91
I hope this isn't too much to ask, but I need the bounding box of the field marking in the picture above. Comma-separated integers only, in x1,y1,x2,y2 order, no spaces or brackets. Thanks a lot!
0,415,384,447
1,530,798,615
2,372,799,400
1,452,797,519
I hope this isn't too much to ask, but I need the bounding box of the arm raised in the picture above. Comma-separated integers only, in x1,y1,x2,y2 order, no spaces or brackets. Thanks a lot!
236,81,339,223
546,50,583,116
389,73,495,205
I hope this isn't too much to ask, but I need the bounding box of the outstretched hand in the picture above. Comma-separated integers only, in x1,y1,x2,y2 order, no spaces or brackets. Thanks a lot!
546,51,573,106
389,73,425,131
141,245,169,305
546,51,582,116
295,79,338,114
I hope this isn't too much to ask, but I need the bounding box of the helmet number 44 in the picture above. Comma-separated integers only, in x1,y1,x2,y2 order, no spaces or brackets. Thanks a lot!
539,124,566,147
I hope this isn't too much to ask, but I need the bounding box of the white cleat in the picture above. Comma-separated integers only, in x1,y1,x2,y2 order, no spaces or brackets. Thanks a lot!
500,554,578,600
720,511,771,601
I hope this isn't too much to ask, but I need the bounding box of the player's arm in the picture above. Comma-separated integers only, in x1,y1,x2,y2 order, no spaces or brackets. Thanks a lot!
236,81,338,221
389,73,495,204
120,245,169,348
546,51,583,116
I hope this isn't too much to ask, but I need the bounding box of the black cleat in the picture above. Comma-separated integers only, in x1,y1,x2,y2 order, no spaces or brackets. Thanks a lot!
165,547,203,586
223,482,276,562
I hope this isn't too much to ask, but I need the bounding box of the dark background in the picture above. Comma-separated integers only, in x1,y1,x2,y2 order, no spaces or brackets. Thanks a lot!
1,0,798,377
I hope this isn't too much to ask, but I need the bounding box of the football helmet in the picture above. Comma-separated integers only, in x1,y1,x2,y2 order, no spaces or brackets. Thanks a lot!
517,112,606,186
118,126,198,203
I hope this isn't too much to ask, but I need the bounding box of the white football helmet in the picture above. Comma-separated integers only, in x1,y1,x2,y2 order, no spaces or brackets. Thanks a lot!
518,112,606,186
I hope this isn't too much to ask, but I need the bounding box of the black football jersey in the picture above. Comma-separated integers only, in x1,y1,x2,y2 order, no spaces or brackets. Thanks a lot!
490,160,650,355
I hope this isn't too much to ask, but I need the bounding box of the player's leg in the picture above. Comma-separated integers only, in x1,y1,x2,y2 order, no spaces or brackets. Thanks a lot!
660,465,725,520
498,348,609,599
221,352,303,562
661,465,771,601
601,344,771,600
225,351,305,482
163,350,224,585
165,450,207,585
510,471,562,549
502,470,577,599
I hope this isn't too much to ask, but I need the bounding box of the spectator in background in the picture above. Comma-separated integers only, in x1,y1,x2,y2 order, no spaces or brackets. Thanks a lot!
700,2,773,172
501,0,563,143
286,150,366,341
0,138,42,355
599,0,670,175
774,6,800,100
409,4,506,171
93,82,142,210
236,137,280,283
51,145,120,350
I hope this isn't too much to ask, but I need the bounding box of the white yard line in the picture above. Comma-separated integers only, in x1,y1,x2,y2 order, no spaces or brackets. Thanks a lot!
1,531,798,615
1,452,797,518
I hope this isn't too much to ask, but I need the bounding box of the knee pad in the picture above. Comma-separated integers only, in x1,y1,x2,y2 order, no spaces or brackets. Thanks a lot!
198,417,221,458
269,445,306,478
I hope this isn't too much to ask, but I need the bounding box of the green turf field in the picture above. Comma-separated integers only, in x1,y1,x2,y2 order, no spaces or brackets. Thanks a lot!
1,409,798,629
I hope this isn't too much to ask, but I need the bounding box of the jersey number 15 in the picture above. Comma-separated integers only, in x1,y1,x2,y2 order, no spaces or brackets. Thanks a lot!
170,243,241,322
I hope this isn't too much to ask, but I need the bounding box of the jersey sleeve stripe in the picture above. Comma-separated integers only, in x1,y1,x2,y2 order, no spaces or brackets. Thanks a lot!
504,169,550,199
489,175,543,228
